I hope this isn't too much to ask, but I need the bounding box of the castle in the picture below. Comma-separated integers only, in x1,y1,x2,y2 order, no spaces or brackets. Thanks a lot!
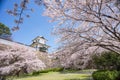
0,36,50,52
30,36,50,52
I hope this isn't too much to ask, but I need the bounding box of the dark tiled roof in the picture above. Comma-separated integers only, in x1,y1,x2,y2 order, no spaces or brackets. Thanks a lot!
33,36,47,41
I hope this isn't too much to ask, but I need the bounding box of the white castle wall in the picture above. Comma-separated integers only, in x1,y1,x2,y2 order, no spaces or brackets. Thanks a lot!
0,38,36,51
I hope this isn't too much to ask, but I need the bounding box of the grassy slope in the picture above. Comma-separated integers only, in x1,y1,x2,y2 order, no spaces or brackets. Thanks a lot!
16,72,91,80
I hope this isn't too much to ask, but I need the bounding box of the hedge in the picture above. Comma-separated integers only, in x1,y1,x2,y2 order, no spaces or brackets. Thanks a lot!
92,70,120,80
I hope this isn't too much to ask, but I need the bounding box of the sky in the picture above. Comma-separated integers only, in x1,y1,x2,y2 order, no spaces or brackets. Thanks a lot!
0,0,58,53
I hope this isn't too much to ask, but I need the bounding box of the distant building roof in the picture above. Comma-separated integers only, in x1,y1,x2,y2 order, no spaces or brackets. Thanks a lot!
32,36,48,41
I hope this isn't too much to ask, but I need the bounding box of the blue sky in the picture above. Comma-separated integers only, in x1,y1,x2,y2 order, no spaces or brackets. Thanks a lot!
0,0,58,53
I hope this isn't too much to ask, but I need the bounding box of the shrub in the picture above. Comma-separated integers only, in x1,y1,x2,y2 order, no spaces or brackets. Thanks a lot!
92,51,120,70
39,47,48,52
49,67,64,72
92,70,120,80
32,68,64,75
63,69,78,73
32,71,41,76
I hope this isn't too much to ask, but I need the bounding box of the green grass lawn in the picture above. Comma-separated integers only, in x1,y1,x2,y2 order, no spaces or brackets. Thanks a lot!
15,72,92,80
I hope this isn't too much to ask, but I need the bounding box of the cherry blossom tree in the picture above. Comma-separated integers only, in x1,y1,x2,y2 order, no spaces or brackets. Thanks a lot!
8,0,120,53
0,43,46,79
6,0,120,69
52,45,106,69
43,0,120,69
44,0,120,54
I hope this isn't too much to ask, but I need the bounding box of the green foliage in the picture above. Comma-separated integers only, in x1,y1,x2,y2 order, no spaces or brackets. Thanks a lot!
92,51,120,70
0,23,11,35
32,68,64,76
39,47,47,52
64,79,81,80
0,23,12,40
63,69,78,73
32,71,40,76
92,70,120,80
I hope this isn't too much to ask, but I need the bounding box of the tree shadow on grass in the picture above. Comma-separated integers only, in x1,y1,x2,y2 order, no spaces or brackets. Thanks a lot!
64,78,90,80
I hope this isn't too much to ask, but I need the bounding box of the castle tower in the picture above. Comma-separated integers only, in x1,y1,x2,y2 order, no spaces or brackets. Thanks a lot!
30,36,50,52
